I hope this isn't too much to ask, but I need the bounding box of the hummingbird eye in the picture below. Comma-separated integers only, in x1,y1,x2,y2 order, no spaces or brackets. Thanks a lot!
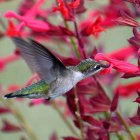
94,64,101,70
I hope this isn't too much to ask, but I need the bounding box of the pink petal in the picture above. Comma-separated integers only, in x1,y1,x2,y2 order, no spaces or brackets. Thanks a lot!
1,119,21,132
4,11,50,31
4,11,22,19
63,137,80,140
0,107,11,114
134,97,140,104
4,0,45,33
130,116,140,125
116,11,139,27
137,106,140,116
95,53,140,73
7,84,20,92
68,0,81,8
25,20,50,31
29,98,44,106
26,0,44,18
110,93,119,112
116,81,140,97
82,115,102,127
49,132,58,140
0,59,5,71
0,53,20,71
108,46,137,60
6,20,21,37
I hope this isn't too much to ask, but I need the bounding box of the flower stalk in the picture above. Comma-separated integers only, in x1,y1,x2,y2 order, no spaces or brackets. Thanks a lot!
74,86,85,140
2,98,38,140
116,112,136,140
73,19,86,59
51,100,79,137
64,20,81,59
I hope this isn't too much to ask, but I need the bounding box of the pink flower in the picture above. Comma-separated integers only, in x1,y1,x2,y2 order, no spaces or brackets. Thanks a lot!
29,98,46,106
53,0,81,20
129,27,140,48
18,0,35,16
63,137,80,140
134,91,140,103
1,119,21,132
49,132,58,140
6,20,21,37
80,16,105,37
116,11,139,27
7,84,20,92
108,46,137,60
130,106,140,125
115,81,140,97
53,0,73,20
5,11,50,32
95,53,140,74
0,107,11,114
110,92,119,112
68,0,81,8
0,52,20,71
4,0,50,33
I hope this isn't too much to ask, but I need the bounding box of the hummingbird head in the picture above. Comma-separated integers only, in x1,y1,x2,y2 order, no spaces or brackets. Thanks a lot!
76,58,109,78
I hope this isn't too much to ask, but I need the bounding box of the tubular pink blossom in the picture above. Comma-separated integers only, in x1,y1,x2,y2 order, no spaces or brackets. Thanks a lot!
0,53,20,71
4,11,50,32
68,0,81,8
108,46,137,60
4,0,49,32
7,84,20,92
0,107,11,114
116,11,139,27
1,119,21,132
95,53,140,73
29,98,45,106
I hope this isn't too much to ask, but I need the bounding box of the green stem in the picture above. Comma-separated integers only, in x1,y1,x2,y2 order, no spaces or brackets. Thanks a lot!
51,101,79,137
64,20,81,59
3,99,38,140
55,0,81,59
74,87,85,140
73,20,86,59
103,112,124,140
116,112,136,140
116,133,125,140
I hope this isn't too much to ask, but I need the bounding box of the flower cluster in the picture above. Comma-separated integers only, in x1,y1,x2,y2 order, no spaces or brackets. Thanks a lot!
1,0,140,140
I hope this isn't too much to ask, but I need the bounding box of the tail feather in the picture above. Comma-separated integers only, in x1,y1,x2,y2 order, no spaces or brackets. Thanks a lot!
4,93,28,99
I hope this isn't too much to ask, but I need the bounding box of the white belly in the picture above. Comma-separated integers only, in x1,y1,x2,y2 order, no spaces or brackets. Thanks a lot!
48,71,84,99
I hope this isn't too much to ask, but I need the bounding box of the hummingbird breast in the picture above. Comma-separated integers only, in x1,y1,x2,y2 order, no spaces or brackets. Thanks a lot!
47,70,84,99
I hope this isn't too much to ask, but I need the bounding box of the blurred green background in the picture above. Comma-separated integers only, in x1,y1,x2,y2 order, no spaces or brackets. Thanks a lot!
0,0,139,140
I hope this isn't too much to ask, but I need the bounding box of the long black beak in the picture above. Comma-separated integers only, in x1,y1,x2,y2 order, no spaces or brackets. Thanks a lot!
100,63,110,68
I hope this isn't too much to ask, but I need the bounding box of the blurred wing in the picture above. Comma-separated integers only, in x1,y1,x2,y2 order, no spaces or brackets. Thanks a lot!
12,37,67,83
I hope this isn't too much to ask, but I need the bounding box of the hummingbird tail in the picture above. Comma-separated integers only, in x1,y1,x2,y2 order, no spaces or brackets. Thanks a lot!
3,93,28,99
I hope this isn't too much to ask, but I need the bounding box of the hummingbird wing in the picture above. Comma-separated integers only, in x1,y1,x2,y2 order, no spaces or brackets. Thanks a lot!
12,37,67,84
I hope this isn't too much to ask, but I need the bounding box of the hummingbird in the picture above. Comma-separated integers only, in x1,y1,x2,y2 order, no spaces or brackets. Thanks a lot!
4,37,108,100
